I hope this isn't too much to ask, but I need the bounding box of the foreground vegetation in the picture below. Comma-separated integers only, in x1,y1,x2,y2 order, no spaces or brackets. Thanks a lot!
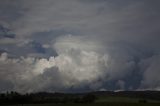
3,103,160,106
1,91,160,106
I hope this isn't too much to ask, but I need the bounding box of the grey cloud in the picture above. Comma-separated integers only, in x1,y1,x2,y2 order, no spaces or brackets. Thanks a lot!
139,55,160,90
0,35,141,92
0,0,160,92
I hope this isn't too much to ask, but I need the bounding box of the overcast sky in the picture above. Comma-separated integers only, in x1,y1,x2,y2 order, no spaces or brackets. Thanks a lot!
0,0,160,93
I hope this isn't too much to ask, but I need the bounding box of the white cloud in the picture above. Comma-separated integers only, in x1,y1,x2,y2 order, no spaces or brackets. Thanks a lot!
0,35,137,92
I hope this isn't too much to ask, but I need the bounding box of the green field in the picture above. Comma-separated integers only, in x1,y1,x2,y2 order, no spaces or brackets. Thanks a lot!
3,96,160,106
96,96,160,103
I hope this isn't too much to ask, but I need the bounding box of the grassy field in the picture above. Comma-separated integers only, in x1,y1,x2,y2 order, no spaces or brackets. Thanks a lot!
95,96,160,103
3,96,160,106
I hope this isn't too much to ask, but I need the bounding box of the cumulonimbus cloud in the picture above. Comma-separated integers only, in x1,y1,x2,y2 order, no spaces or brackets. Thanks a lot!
0,35,138,92
0,0,160,92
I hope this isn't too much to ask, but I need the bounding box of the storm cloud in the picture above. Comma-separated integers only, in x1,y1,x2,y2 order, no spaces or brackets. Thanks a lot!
0,0,160,92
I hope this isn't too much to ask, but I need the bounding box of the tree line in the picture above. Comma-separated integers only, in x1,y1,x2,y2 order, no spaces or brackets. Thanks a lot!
0,91,96,105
